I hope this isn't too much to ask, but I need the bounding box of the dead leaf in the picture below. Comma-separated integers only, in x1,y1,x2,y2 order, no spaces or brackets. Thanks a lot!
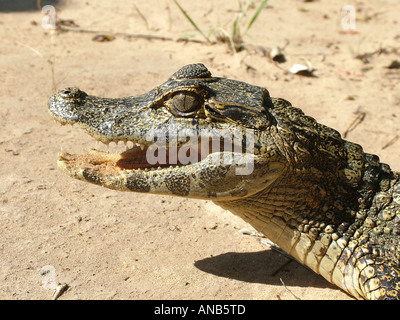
56,19,79,29
270,46,286,63
92,34,116,42
387,60,400,69
289,61,315,76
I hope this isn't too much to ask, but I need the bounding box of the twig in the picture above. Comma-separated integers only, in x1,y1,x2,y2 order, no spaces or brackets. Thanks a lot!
343,111,366,138
58,25,172,41
49,31,57,92
57,25,217,46
259,238,296,276
15,38,57,92
382,134,399,150
134,4,150,30
15,40,44,57
280,278,301,300
270,258,293,276
260,238,294,260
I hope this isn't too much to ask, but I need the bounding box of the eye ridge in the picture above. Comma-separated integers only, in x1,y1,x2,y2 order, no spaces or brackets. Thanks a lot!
172,91,202,115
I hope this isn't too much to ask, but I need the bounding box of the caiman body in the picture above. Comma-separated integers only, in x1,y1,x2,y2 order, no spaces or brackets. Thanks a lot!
48,64,400,300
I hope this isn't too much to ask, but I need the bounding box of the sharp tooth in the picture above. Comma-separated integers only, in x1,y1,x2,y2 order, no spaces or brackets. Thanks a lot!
140,144,145,150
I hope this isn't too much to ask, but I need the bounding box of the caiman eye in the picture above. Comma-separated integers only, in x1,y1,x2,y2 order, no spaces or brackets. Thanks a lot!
170,91,202,116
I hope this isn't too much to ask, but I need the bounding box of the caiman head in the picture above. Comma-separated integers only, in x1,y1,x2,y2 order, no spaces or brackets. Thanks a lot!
48,63,353,201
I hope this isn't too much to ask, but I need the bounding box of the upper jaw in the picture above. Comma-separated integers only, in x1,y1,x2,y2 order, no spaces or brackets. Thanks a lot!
47,85,256,151
47,87,154,144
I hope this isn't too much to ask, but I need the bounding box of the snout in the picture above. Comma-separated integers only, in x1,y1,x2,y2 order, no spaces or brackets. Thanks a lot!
47,87,88,124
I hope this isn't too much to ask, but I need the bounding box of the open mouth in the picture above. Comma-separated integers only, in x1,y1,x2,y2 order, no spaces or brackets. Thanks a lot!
58,137,248,174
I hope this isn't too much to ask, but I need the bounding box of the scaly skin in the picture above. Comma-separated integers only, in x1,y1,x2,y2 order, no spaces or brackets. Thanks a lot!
48,64,400,299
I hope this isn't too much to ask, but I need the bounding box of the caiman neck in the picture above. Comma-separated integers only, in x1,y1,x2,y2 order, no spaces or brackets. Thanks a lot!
214,166,359,263
214,140,398,268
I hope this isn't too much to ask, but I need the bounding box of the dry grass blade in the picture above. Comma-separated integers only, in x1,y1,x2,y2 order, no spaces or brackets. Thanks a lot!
279,278,301,300
134,4,150,30
343,111,366,138
245,0,269,34
173,0,210,43
232,0,250,40
382,135,399,150
15,38,57,92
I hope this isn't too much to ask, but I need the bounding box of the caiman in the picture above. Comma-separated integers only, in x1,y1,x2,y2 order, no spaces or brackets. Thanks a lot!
48,63,400,300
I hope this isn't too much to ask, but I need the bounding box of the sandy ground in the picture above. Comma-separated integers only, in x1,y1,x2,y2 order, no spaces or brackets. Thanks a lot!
1,0,399,300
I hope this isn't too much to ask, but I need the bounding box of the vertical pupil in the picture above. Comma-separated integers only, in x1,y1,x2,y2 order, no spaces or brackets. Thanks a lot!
174,92,199,113
182,94,188,110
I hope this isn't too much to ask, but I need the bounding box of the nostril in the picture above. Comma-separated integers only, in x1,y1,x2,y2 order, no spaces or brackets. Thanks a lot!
61,87,77,95
59,87,77,95
58,87,87,100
